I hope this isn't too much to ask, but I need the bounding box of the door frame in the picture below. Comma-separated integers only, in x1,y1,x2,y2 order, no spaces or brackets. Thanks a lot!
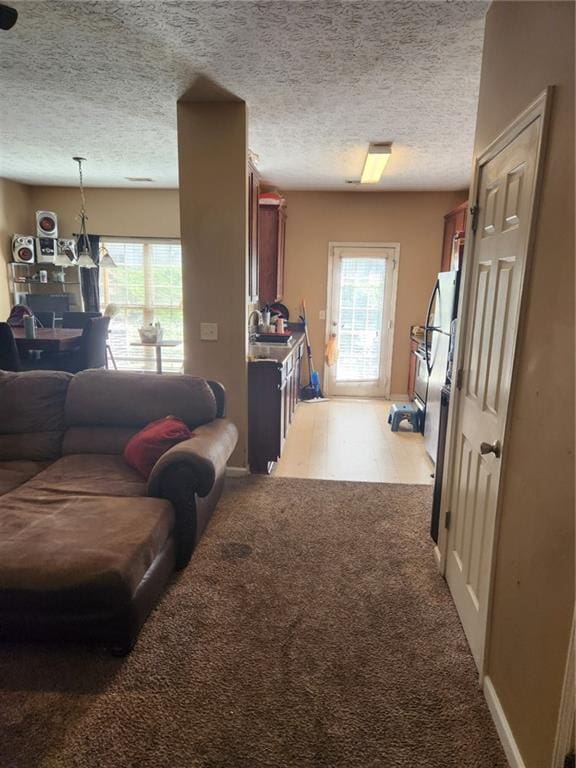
324,242,400,399
551,609,575,768
435,88,552,679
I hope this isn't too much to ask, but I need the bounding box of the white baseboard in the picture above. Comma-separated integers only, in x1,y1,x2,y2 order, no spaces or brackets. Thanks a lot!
226,466,250,477
483,676,526,768
388,393,410,402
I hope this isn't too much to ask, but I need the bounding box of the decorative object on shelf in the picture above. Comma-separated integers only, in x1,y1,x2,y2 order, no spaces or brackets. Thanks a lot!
11,234,35,263
248,148,260,167
259,191,283,206
35,237,58,264
73,156,97,269
99,244,116,269
56,238,78,267
35,210,58,238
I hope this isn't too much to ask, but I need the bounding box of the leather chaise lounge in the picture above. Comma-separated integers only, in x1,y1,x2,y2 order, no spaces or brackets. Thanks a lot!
0,369,238,653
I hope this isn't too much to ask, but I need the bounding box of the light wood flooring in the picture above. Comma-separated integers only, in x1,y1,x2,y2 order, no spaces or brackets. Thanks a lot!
273,398,434,484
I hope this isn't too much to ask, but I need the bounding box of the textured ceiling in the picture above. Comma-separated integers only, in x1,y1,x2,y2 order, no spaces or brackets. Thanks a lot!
0,1,488,190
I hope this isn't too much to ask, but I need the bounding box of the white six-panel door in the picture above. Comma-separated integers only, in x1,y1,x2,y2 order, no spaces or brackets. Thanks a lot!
445,111,544,672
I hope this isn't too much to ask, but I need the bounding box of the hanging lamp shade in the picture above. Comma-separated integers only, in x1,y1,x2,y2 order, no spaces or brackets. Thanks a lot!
77,249,97,268
99,245,116,269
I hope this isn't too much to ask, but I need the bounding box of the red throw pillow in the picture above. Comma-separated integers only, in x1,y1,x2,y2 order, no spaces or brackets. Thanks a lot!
124,416,192,479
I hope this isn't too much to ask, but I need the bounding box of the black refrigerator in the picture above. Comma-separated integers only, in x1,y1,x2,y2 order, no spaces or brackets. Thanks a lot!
423,270,459,464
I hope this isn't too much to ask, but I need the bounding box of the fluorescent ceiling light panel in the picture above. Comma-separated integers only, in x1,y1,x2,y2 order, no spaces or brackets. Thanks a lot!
360,143,392,184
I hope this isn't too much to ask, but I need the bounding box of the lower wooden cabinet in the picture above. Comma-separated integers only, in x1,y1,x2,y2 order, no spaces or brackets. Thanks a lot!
248,335,304,473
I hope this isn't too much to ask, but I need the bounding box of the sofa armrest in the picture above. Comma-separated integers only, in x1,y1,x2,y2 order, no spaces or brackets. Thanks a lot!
147,418,238,499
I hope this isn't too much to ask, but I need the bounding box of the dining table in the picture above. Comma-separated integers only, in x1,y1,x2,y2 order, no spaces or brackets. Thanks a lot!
12,327,83,353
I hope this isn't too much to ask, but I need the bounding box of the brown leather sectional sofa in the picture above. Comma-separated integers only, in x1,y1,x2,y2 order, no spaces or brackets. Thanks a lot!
0,368,238,653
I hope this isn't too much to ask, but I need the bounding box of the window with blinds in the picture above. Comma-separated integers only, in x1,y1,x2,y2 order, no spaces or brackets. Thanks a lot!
99,238,183,373
335,257,387,382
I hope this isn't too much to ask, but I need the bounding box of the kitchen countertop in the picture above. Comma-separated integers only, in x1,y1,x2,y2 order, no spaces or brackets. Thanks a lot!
248,331,305,364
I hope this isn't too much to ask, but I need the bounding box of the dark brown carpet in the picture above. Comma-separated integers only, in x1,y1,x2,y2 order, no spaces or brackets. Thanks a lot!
0,477,506,768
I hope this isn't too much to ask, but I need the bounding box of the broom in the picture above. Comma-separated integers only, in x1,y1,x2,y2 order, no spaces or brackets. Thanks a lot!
299,299,323,400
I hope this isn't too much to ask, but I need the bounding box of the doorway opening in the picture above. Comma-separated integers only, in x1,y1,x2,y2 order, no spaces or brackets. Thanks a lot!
273,241,432,484
324,243,399,399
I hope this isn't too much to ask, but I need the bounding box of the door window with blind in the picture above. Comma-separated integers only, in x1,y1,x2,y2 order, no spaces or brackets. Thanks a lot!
325,244,399,398
99,238,183,373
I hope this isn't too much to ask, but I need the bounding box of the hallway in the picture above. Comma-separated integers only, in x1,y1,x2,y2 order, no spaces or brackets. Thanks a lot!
274,398,434,484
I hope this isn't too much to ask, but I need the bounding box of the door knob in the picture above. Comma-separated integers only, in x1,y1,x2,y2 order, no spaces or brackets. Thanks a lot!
480,440,501,458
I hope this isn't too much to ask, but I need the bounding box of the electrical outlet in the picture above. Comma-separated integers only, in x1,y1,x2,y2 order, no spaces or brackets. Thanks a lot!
200,322,218,341
319,310,326,320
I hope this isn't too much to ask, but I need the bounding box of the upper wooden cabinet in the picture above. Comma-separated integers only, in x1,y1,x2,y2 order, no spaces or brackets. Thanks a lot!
248,161,260,302
441,201,468,272
258,196,287,305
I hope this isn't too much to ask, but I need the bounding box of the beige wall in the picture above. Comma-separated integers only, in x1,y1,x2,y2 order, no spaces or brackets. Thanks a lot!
0,178,33,319
28,186,180,239
177,100,248,467
474,3,575,766
282,191,466,395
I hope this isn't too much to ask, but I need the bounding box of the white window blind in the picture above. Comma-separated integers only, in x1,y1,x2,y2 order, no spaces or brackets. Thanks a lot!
99,238,183,373
335,257,387,382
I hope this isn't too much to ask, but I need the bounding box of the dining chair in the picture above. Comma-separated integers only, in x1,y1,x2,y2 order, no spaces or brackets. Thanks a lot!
0,322,21,371
103,304,119,370
62,311,102,329
34,311,56,329
46,317,111,373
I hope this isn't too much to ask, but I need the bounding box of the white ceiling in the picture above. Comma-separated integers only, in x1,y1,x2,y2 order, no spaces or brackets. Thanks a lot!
0,1,488,190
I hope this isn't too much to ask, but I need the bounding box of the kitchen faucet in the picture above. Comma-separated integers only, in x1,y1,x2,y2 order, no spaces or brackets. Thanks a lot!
248,309,262,340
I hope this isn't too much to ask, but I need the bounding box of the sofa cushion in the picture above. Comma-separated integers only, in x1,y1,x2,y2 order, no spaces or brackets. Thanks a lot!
23,454,148,498
0,460,52,497
63,370,217,455
0,371,72,460
0,488,174,614
62,426,140,456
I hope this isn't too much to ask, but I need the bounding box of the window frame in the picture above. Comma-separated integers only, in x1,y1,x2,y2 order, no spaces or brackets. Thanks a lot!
99,235,184,372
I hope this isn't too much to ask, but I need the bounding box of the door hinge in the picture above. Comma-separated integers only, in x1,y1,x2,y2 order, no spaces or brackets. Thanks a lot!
445,510,452,530
456,368,464,390
470,204,480,234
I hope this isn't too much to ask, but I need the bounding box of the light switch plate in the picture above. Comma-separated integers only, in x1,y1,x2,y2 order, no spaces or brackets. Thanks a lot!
319,310,326,320
200,322,218,341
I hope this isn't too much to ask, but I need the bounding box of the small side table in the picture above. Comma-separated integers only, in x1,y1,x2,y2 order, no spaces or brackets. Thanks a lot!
130,340,181,374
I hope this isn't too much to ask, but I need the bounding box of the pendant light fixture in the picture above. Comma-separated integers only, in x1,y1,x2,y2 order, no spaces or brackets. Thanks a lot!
73,156,97,269
99,244,116,269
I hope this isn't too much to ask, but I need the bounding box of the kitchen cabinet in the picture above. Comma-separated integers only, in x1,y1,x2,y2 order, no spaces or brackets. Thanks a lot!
248,333,304,473
258,197,286,304
440,201,468,272
248,161,260,302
